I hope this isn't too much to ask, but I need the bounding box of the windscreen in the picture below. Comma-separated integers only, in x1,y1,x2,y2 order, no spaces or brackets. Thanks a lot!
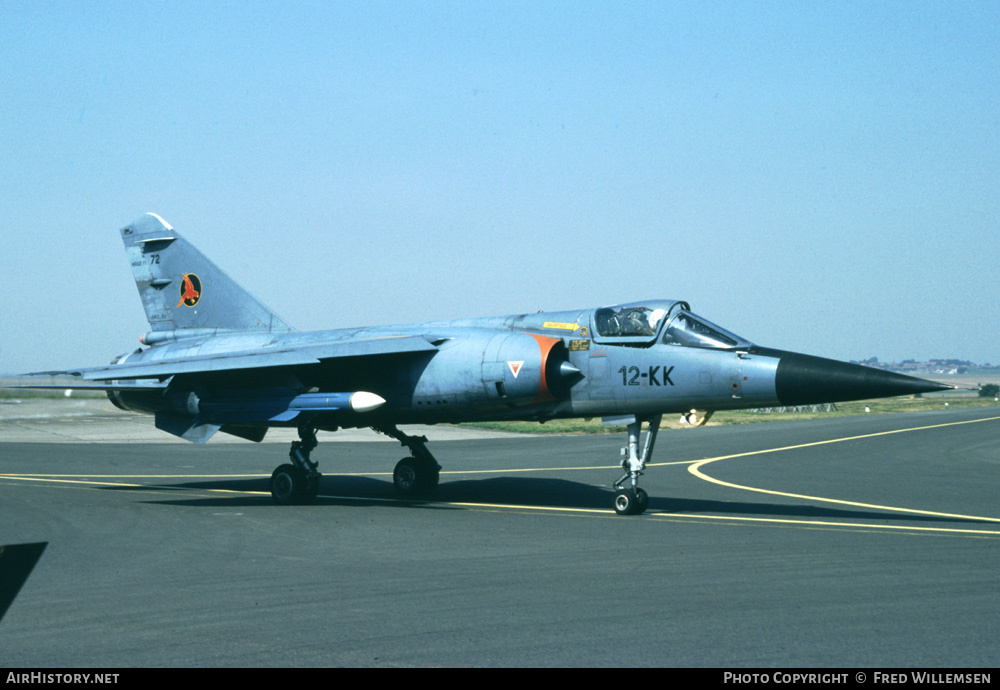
661,312,743,350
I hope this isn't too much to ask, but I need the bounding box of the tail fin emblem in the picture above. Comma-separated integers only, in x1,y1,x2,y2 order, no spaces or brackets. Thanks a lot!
177,273,202,308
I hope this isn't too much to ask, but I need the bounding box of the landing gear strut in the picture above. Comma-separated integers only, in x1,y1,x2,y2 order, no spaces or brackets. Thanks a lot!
374,424,442,498
270,426,322,505
612,414,661,515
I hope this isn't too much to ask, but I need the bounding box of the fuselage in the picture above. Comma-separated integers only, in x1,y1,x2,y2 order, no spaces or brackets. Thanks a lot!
108,298,946,432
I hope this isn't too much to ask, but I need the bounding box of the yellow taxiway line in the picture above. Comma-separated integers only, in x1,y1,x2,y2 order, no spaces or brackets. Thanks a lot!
2,414,998,535
688,415,1000,524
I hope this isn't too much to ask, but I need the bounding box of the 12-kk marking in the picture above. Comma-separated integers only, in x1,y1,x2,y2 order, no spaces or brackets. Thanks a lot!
618,366,674,386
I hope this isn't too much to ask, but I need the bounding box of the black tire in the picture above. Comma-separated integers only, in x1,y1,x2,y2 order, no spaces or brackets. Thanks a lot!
302,473,321,502
270,464,302,505
417,457,440,494
634,488,649,515
614,489,637,516
393,457,439,498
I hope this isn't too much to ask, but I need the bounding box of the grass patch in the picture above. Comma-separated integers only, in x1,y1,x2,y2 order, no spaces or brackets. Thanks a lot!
459,396,1000,434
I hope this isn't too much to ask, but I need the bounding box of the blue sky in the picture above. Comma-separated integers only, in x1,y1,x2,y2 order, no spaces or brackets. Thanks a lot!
2,1,998,372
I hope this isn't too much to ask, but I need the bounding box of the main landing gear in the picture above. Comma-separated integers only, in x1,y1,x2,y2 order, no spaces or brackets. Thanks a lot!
612,414,661,515
270,426,322,505
267,424,443,505
374,424,442,498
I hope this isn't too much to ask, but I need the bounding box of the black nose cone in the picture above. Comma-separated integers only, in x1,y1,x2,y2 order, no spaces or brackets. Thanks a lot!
772,350,953,406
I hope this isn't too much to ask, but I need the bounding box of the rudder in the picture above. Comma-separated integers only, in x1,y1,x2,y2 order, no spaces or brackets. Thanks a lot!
121,213,294,335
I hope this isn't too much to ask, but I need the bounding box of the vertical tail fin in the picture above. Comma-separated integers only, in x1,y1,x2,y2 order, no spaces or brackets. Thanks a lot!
121,213,294,334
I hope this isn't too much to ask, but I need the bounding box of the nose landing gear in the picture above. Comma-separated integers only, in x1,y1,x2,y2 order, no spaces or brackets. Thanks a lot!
612,414,661,515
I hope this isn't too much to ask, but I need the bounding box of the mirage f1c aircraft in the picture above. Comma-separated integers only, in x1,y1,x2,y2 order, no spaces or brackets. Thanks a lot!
20,213,952,515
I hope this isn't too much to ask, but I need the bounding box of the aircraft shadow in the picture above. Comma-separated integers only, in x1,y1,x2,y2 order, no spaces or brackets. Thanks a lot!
106,475,985,526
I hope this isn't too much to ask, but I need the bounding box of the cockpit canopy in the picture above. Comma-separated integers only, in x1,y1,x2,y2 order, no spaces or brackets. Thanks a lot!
591,300,749,349
593,303,669,338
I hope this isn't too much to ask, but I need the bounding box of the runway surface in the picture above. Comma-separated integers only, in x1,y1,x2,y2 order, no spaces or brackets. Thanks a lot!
1,406,998,667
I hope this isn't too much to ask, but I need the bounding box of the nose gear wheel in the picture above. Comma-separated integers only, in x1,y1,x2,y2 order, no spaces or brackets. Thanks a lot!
611,415,660,515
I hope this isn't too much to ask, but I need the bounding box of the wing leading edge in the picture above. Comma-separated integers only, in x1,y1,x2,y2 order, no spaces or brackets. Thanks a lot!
44,334,440,382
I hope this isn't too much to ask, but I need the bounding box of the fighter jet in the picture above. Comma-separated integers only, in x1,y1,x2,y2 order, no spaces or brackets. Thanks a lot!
18,213,952,515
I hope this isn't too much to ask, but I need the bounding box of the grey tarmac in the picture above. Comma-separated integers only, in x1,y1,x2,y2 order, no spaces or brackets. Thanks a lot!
1,406,998,667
